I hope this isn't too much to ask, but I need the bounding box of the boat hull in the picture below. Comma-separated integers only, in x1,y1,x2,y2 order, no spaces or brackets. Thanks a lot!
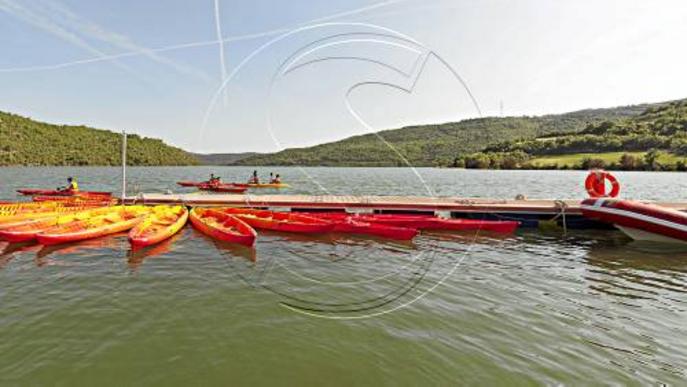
615,226,687,244
302,213,519,233
221,208,334,234
581,198,687,243
17,189,112,197
189,208,257,246
128,206,189,247
331,219,418,240
197,183,247,193
36,206,150,245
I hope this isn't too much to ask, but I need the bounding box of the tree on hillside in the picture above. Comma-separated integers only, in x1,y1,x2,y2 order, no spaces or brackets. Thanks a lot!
644,149,662,171
619,153,640,170
580,157,606,170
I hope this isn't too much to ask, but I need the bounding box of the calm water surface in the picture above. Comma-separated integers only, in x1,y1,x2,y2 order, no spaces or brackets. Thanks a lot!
1,167,686,385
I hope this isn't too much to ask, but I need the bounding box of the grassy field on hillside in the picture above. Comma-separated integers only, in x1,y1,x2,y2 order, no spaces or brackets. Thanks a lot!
530,152,685,168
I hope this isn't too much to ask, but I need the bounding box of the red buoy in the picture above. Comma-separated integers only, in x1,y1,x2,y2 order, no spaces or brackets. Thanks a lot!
585,170,620,198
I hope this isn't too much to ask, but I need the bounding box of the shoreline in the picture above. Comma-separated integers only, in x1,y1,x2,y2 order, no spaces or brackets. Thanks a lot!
1,164,686,172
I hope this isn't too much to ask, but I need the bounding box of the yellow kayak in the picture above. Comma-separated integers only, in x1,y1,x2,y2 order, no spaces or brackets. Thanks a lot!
0,205,100,225
36,206,151,245
245,183,290,189
0,206,121,242
0,201,62,214
128,205,188,247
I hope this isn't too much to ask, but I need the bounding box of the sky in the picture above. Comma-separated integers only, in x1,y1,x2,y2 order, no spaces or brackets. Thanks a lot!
0,0,686,153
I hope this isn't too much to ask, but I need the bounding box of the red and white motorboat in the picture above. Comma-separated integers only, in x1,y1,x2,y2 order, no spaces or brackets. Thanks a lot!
581,198,687,244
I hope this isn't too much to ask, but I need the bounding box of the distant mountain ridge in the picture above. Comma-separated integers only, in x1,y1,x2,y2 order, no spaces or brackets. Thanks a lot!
232,101,668,167
192,152,260,165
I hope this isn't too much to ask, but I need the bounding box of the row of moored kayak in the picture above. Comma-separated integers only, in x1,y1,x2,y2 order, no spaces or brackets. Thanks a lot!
0,202,520,248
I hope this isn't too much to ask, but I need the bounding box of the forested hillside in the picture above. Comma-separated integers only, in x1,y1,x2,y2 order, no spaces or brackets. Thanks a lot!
3,97,681,169
487,100,687,155
234,102,657,167
461,98,687,170
0,111,198,166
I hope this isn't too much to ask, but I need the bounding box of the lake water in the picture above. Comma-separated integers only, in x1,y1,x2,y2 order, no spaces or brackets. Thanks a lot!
1,167,686,385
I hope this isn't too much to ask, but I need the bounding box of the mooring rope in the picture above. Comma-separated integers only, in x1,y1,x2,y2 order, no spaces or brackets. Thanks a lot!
552,200,568,234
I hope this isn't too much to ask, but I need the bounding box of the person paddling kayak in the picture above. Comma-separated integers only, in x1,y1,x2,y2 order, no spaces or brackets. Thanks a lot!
208,173,221,187
270,174,281,184
248,170,259,184
59,177,79,193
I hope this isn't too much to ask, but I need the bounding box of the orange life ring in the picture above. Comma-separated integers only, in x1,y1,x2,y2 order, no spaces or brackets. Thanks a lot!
585,170,620,198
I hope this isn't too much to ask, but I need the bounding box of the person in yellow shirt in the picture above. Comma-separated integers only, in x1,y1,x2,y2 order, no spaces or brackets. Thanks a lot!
62,177,79,193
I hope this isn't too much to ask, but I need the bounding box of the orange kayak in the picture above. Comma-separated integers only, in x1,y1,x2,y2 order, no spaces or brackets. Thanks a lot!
36,206,151,245
0,205,100,225
0,201,62,213
0,206,118,242
189,208,257,247
128,206,189,248
0,200,100,214
220,208,334,234
32,195,117,205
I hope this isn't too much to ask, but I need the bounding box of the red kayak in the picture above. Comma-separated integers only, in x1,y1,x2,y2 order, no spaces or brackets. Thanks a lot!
177,181,247,192
330,218,418,240
17,189,112,197
303,213,520,233
189,208,257,246
177,181,204,187
32,195,116,205
221,208,334,234
197,183,247,193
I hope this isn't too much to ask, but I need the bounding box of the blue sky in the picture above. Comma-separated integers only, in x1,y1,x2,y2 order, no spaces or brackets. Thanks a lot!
1,0,686,153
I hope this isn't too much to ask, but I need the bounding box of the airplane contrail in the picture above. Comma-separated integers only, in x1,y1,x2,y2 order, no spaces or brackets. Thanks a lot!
0,0,411,73
213,0,229,106
0,0,212,82
0,0,139,78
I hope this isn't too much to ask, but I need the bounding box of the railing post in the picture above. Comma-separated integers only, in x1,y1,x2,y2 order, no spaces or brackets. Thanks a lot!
121,131,127,202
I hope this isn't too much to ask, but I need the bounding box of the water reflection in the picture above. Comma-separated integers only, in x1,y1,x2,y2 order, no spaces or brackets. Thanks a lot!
584,235,687,300
211,239,257,263
0,241,41,269
35,235,125,266
127,231,186,271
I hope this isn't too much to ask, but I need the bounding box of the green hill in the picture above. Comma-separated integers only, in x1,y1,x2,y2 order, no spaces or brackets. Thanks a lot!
233,102,659,167
0,111,198,166
475,98,687,170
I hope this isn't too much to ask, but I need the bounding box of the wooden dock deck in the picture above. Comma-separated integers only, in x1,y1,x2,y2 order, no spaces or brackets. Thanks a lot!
124,193,687,229
126,193,580,213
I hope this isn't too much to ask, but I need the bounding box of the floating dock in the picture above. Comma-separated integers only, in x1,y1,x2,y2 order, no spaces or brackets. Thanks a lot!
124,193,687,229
